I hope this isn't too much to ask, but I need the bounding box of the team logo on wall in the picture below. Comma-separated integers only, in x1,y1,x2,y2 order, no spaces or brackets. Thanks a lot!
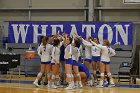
8,22,132,45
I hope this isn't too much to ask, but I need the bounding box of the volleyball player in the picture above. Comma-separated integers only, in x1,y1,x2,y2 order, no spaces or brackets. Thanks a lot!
80,37,93,86
91,37,101,86
90,39,116,87
33,36,53,87
78,62,90,85
59,44,66,85
64,35,74,90
51,36,65,88
72,38,83,88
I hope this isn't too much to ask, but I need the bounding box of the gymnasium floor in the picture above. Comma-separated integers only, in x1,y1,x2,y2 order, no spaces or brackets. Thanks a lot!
0,75,140,93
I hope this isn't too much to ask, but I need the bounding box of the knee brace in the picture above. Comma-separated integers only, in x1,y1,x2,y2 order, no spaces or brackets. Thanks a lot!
100,73,104,77
37,72,43,77
107,72,111,76
93,71,96,75
66,74,71,78
75,73,80,77
51,74,55,80
71,74,74,78
55,74,59,79
47,73,51,78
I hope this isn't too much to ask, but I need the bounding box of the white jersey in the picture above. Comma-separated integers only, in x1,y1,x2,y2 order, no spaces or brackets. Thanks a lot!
91,44,101,56
51,42,63,64
82,38,92,59
79,45,83,57
64,44,72,59
90,40,116,62
72,46,80,61
38,44,53,62
108,47,116,57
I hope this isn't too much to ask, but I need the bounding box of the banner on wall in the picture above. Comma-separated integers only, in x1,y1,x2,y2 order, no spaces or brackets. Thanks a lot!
8,22,133,45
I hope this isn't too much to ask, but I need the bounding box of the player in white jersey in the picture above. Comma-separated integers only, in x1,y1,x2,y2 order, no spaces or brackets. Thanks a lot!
51,37,64,89
64,35,74,90
91,37,101,86
81,37,92,68
80,37,93,86
33,36,53,87
90,39,116,87
72,38,83,88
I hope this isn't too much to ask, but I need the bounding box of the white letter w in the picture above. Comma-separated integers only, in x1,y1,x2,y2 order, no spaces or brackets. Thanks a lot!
11,24,29,43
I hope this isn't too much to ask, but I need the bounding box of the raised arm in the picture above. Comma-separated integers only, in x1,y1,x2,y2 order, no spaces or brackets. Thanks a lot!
69,44,72,55
90,39,100,47
79,45,83,57
82,38,92,47
109,48,116,57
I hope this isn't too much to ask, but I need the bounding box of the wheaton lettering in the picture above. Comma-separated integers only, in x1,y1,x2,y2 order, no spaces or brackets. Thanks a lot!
9,22,132,45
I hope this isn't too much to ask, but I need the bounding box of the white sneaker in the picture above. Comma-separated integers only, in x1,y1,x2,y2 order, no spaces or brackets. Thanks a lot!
56,81,60,86
75,85,79,88
65,86,73,90
47,84,51,88
51,85,58,89
57,85,64,88
96,85,104,88
33,82,39,87
93,82,97,86
79,84,83,88
72,85,75,89
86,80,93,86
96,80,104,88
108,84,115,87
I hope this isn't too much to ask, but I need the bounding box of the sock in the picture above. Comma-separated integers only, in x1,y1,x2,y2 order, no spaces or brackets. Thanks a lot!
79,81,82,85
34,79,38,83
110,79,114,84
99,80,103,85
48,81,51,86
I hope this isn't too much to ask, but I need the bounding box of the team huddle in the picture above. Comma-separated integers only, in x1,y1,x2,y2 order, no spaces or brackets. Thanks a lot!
33,33,116,89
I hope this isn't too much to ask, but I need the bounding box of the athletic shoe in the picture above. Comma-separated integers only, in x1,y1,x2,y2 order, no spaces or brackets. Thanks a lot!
93,82,97,86
86,80,93,86
108,84,115,87
65,85,73,90
96,80,104,88
79,84,83,88
96,85,104,88
33,81,39,87
51,85,58,89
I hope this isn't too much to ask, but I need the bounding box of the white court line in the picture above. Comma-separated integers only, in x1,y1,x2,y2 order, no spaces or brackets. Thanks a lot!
0,85,62,92
0,85,81,93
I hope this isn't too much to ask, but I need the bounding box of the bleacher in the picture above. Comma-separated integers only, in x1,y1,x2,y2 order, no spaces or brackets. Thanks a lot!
110,45,133,76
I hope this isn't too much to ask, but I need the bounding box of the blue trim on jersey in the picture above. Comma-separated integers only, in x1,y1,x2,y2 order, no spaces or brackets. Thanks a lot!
102,61,110,64
41,61,51,64
92,56,100,62
65,58,73,65
72,60,78,66
84,58,92,62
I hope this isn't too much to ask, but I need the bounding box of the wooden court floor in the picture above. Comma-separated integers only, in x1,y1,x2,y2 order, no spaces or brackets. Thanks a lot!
0,83,140,93
0,75,140,93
